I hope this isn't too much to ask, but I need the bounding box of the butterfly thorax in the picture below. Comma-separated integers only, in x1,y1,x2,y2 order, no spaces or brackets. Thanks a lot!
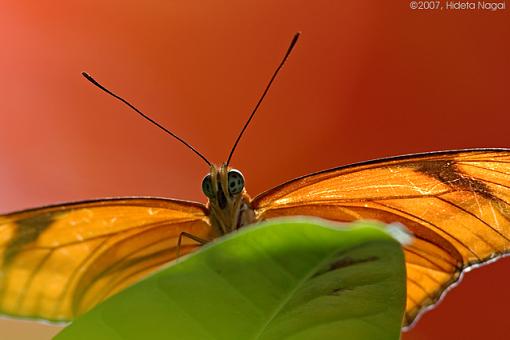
203,164,256,236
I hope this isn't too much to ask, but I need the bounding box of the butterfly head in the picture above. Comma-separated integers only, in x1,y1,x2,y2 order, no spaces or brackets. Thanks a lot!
202,164,255,234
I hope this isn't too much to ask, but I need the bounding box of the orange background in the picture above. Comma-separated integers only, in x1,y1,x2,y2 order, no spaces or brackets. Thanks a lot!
1,1,509,339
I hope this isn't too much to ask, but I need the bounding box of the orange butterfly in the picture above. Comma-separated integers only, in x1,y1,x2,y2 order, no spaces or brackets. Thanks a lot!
1,33,509,329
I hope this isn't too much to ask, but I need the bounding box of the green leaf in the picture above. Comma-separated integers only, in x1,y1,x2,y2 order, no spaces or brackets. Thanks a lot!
56,218,406,340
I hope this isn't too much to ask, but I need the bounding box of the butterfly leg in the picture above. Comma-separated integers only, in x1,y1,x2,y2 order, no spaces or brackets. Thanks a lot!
176,232,209,258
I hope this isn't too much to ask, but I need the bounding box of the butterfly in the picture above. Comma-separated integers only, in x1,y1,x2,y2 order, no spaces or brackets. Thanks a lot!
1,33,509,329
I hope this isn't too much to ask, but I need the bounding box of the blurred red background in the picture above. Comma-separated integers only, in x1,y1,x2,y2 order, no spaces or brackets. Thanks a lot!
1,1,509,339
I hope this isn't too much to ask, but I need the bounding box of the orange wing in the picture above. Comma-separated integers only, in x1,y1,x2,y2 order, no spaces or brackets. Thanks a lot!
0,197,213,322
252,149,510,326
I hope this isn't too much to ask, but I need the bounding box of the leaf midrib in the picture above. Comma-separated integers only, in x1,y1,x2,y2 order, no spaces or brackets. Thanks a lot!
251,244,342,340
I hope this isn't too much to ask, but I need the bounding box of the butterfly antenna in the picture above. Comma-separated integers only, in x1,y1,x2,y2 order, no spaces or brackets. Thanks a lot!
226,32,300,166
82,72,212,166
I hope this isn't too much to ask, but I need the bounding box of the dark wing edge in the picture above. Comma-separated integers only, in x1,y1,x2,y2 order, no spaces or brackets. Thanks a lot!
1,196,208,216
253,148,510,203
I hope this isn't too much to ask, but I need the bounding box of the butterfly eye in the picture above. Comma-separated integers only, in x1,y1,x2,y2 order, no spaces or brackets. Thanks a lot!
202,175,215,199
228,169,245,195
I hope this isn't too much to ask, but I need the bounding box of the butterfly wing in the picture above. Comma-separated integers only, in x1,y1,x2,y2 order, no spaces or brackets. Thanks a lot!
252,149,510,326
0,197,213,322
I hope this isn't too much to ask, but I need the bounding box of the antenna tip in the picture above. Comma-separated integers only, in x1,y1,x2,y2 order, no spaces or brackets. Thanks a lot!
287,32,301,53
82,72,101,87
82,71,92,80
